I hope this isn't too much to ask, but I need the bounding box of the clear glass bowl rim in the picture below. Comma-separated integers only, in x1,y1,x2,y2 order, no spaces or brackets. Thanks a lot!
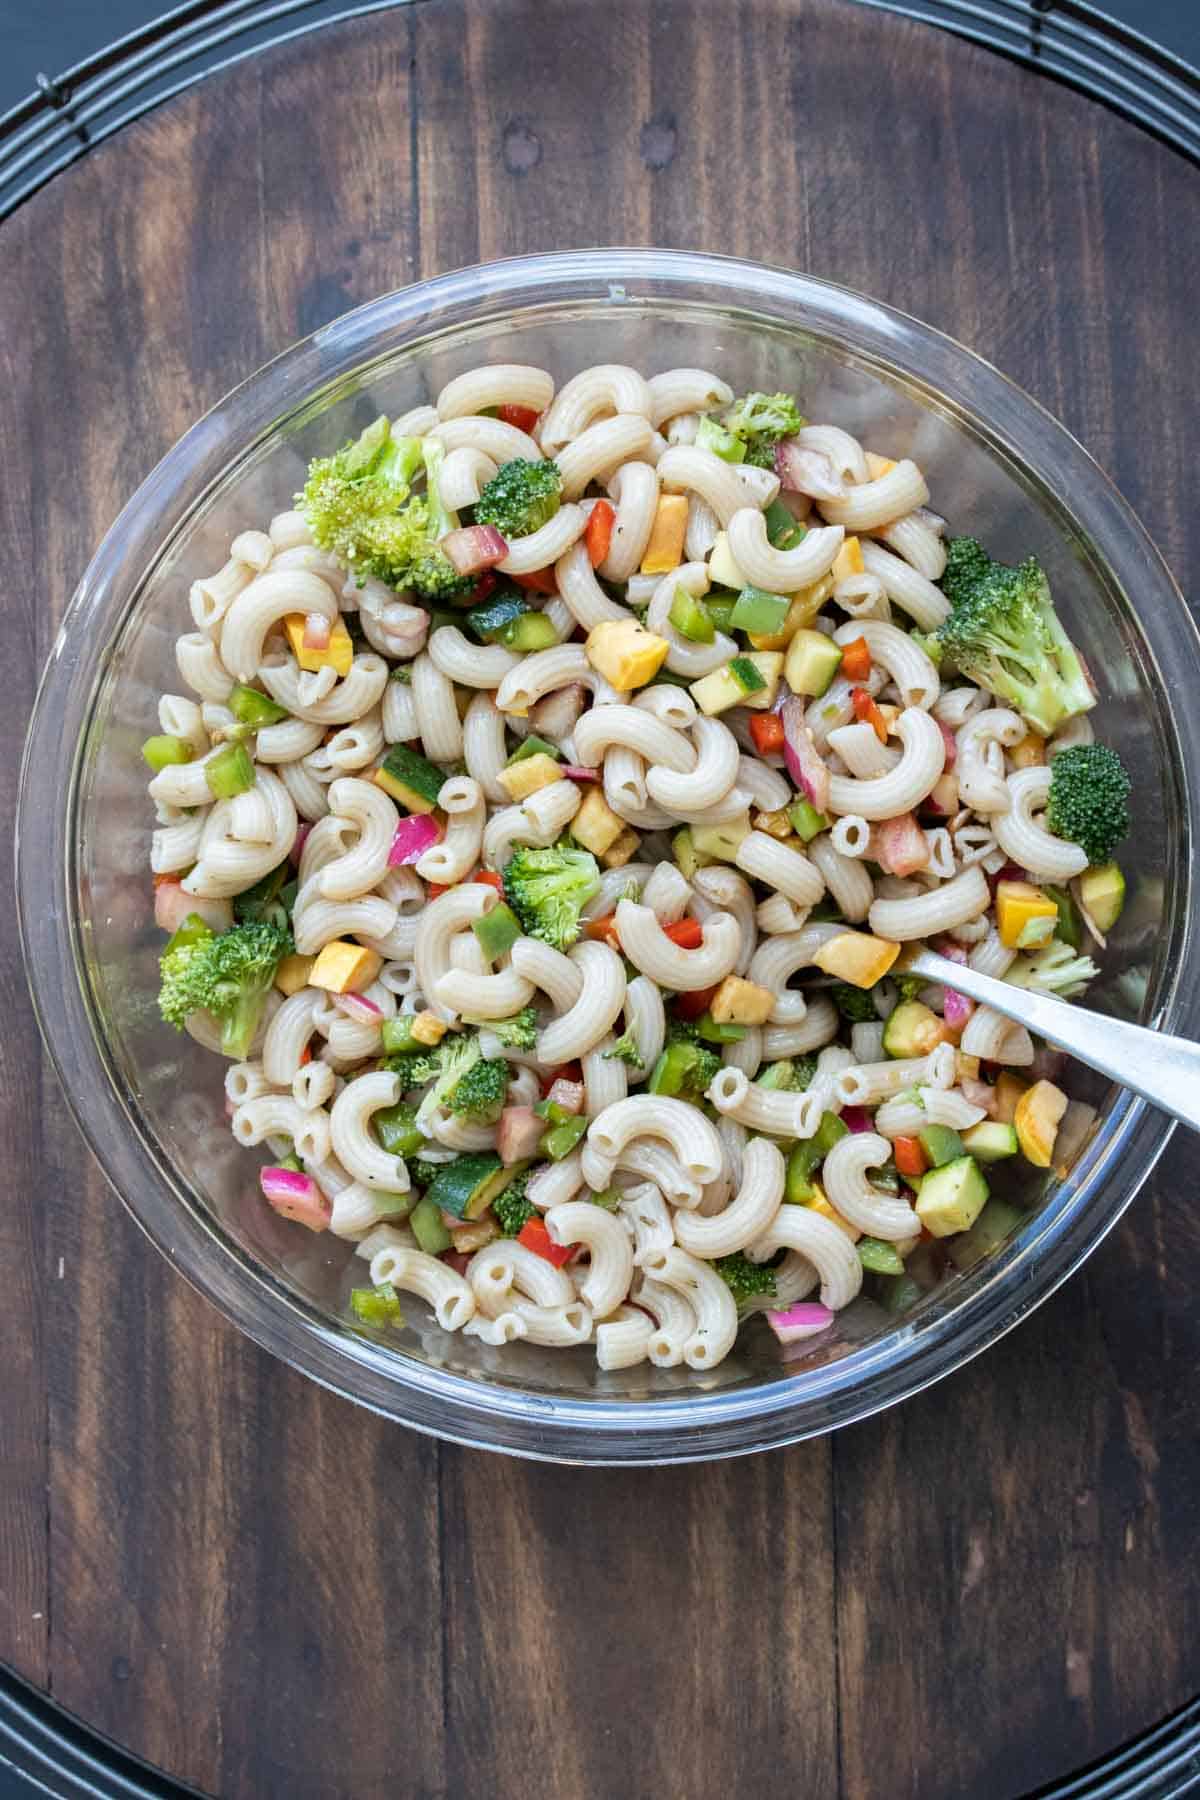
17,249,1200,1464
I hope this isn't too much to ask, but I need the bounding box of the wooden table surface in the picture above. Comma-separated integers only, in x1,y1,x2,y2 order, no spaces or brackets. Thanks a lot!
2,2,1199,1795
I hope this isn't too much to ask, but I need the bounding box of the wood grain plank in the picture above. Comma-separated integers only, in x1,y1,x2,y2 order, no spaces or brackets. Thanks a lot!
439,1446,839,1800
0,3,1196,1796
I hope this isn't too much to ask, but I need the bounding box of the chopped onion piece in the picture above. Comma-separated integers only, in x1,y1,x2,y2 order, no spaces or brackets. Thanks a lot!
333,991,384,1024
442,524,509,576
303,612,332,651
767,1301,836,1344
388,814,443,866
260,1166,331,1232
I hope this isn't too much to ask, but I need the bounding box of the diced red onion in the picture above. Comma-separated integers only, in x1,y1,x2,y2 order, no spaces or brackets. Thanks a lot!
942,988,974,1029
530,683,586,739
260,1166,331,1232
876,812,929,878
333,991,383,1024
546,1078,585,1115
444,1251,473,1276
388,814,442,867
840,1106,873,1134
937,720,958,767
774,439,847,500
767,1300,836,1344
302,612,332,651
497,1105,545,1166
960,1076,997,1116
441,524,509,576
560,764,600,782
780,695,830,811
154,880,232,936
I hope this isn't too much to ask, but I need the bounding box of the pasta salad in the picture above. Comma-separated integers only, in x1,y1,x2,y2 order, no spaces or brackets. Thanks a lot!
145,360,1130,1373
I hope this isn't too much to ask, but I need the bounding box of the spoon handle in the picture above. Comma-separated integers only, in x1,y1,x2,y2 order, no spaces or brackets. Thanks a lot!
904,948,1200,1134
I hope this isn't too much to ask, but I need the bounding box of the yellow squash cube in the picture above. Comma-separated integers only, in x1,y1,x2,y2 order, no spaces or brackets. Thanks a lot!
410,1010,448,1047
496,753,562,803
1009,731,1047,769
1014,1079,1068,1168
812,930,901,987
309,940,383,994
751,808,793,841
640,495,689,574
992,1072,1029,1124
709,975,775,1027
585,618,669,692
996,880,1059,950
284,612,354,678
807,1185,861,1242
746,586,831,652
600,827,642,869
864,452,897,480
275,952,316,996
706,531,749,591
570,786,627,856
831,536,865,583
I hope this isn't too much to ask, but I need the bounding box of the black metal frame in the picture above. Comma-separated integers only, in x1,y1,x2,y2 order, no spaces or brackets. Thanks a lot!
0,0,1197,220
1,0,1197,1792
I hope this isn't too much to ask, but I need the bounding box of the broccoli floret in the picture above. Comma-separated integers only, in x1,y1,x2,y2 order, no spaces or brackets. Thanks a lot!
832,984,878,1024
158,917,292,1060
407,1156,445,1191
663,1019,721,1099
792,1055,818,1090
298,422,473,601
603,1029,644,1069
471,1005,537,1050
449,1056,509,1122
895,975,926,1005
409,1030,505,1127
722,392,805,467
1045,743,1131,866
936,536,1095,736
502,842,601,951
474,458,562,539
714,1251,777,1306
492,1167,537,1237
909,629,943,668
1007,937,1099,999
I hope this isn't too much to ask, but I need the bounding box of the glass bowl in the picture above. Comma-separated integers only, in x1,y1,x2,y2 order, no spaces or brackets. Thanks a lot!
18,250,1200,1464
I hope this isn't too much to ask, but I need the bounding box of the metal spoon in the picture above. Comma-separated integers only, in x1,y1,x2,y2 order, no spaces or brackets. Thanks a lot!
903,947,1200,1133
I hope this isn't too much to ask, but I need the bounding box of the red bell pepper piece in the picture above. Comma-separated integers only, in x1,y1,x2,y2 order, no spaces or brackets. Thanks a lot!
748,713,786,756
584,499,615,567
851,686,888,743
672,984,716,1021
512,567,558,595
663,917,704,950
840,635,872,682
498,403,540,433
518,1216,575,1267
893,1135,929,1179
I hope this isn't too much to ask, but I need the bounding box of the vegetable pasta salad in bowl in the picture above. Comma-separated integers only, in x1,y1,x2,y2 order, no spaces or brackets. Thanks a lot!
19,252,1200,1462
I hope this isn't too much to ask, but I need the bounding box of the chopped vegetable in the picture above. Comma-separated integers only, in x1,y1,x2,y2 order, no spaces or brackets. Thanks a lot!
518,1215,575,1266
1013,1078,1068,1168
585,617,670,690
669,585,716,643
158,918,292,1059
475,459,562,539
937,536,1096,737
309,940,382,994
585,499,615,566
839,636,872,683
142,734,194,771
350,1283,405,1327
502,842,601,950
748,713,785,756
714,1251,777,1304
1045,744,1131,867
721,392,805,467
640,494,689,574
492,1165,537,1234
205,741,255,799
388,813,443,867
766,1300,835,1344
260,1165,330,1232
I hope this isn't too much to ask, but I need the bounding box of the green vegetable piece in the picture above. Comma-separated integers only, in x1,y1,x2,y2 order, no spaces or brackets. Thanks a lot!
704,595,738,632
470,1005,537,1050
960,1121,1019,1163
858,1237,905,1276
157,917,292,1061
141,734,194,772
350,1282,405,1327
427,1150,514,1220
469,592,529,641
372,1102,425,1159
228,683,289,728
233,861,292,928
763,498,807,550
784,1111,849,1202
502,842,601,951
832,983,879,1024
587,1187,622,1211
714,1250,777,1304
788,798,831,842
492,1166,536,1236
918,1123,965,1168
722,392,805,467
945,1197,1025,1271
1077,861,1126,932
879,1272,926,1314
756,1060,796,1092
540,1115,588,1160
380,1015,421,1056
728,655,767,695
915,1154,989,1236
472,902,522,962
695,415,746,461
475,459,563,539
730,586,790,636
410,1195,453,1254
376,743,444,813
696,1013,747,1044
668,585,716,643
1043,884,1082,950
496,611,559,652
204,741,255,799
1045,744,1131,867
507,734,562,766
936,536,1097,738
